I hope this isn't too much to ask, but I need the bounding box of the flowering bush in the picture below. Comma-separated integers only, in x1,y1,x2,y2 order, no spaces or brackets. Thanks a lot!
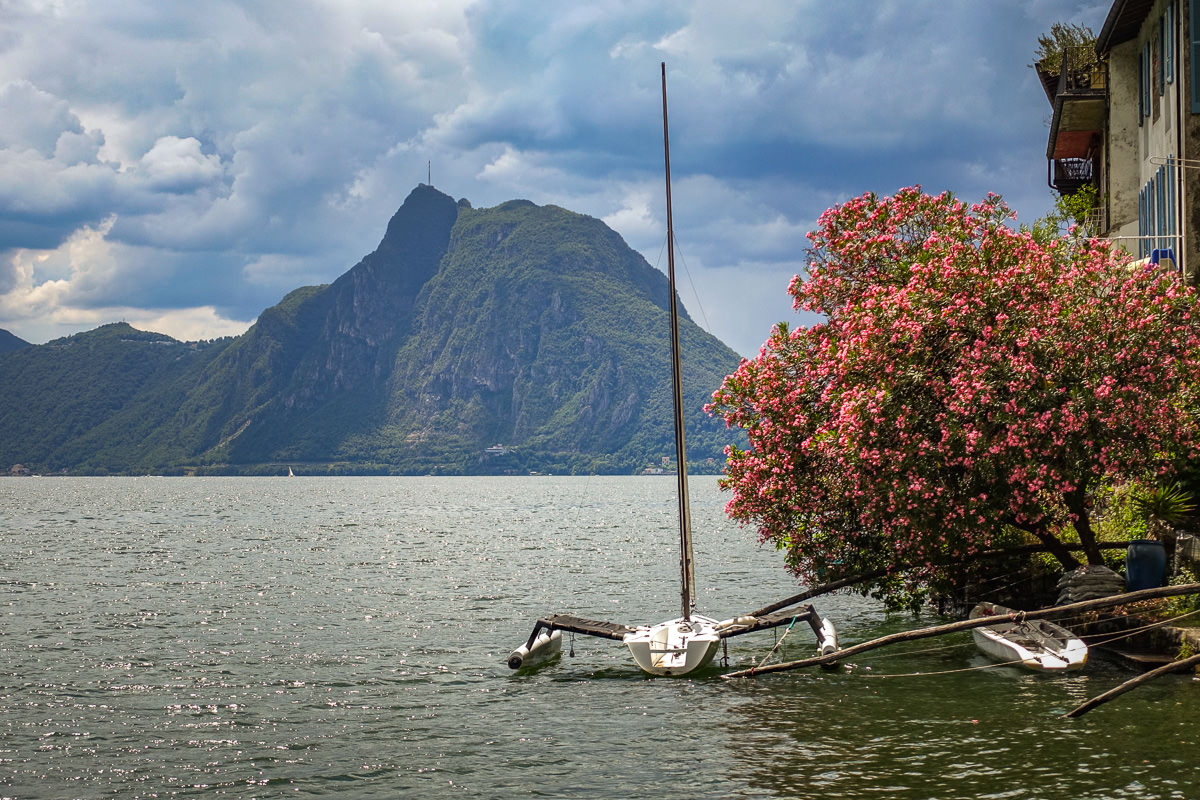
709,188,1200,597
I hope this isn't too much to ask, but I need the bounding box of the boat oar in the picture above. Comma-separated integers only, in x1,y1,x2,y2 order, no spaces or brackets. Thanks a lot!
1063,652,1200,718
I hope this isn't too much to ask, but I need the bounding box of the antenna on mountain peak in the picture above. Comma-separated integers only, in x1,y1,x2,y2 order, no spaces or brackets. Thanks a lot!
428,160,432,186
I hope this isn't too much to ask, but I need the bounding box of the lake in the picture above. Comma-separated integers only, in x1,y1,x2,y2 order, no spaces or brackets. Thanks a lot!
1,476,1197,798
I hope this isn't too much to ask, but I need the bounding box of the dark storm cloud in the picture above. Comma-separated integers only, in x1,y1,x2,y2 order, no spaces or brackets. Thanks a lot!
0,0,1106,353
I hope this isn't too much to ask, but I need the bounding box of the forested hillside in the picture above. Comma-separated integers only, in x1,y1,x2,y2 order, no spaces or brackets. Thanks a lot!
0,185,744,475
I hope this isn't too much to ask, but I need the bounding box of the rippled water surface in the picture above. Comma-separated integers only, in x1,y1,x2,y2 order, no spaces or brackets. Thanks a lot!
1,476,1197,799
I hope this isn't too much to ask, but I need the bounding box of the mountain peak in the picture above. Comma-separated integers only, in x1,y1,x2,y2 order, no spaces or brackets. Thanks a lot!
0,189,744,475
379,184,460,251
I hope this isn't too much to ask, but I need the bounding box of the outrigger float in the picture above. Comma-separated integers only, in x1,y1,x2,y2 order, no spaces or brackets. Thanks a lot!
508,63,841,677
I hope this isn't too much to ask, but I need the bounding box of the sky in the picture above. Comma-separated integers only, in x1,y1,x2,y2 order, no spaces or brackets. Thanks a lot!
0,0,1110,358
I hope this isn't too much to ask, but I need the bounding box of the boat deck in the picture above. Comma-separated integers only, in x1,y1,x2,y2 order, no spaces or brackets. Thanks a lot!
715,606,826,639
528,614,639,643
522,603,827,651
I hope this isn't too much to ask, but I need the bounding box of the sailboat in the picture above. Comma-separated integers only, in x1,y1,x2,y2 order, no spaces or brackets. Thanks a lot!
508,63,839,677
618,63,722,676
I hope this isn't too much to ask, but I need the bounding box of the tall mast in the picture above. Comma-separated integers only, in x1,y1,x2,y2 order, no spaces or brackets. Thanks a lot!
662,62,695,621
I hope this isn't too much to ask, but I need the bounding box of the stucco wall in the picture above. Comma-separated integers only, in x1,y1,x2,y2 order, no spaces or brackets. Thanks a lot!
1185,0,1200,281
1106,39,1142,239
1103,0,1197,278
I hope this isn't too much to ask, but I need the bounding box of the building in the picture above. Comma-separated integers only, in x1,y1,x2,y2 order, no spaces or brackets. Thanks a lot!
1039,0,1200,279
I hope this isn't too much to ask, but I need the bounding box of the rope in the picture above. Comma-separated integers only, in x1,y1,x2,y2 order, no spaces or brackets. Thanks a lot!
1080,606,1200,647
852,608,1200,678
750,615,799,672
855,657,1029,678
861,641,974,660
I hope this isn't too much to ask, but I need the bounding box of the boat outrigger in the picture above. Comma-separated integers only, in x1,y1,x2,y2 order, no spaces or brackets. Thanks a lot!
508,63,840,677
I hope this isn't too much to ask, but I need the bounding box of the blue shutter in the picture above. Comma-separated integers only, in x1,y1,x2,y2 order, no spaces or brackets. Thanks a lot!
1167,4,1176,84
1138,186,1147,257
1160,16,1166,95
1157,167,1167,251
1168,158,1177,239
1191,0,1200,111
1140,47,1146,123
1145,41,1153,114
1166,158,1177,258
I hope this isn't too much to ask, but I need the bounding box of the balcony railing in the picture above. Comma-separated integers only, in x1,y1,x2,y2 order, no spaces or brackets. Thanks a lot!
1051,46,1106,93
1050,157,1096,194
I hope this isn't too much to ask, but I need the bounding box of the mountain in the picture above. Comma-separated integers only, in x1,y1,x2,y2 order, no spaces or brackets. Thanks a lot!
0,328,29,354
0,185,745,476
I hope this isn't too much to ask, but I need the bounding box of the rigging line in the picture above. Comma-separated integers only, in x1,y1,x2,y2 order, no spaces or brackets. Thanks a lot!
651,232,715,339
653,232,713,336
670,232,714,335
855,657,1029,679
857,641,976,661
751,615,800,672
1075,606,1200,647
1055,604,1200,630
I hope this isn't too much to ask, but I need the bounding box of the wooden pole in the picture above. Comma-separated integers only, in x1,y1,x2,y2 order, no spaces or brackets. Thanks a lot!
744,541,1131,619
661,61,694,622
1064,652,1200,718
721,582,1200,679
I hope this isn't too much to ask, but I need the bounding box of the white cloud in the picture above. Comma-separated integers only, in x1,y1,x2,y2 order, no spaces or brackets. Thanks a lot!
0,0,1103,356
0,223,253,343
120,305,254,342
139,136,223,193
601,187,659,249
0,80,81,156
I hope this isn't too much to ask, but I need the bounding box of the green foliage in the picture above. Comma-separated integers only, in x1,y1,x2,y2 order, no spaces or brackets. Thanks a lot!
1032,22,1098,74
711,187,1200,608
1167,566,1200,615
1092,481,1149,542
0,328,29,354
1028,184,1101,243
1133,482,1196,527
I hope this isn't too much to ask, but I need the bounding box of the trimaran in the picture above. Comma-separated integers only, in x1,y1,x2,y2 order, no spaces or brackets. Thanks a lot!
508,63,840,677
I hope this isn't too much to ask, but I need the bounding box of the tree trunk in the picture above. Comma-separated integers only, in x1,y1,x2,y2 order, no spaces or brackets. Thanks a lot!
1028,524,1082,570
1066,490,1105,565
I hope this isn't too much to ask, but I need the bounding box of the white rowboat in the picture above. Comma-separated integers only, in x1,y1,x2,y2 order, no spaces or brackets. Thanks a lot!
969,601,1088,671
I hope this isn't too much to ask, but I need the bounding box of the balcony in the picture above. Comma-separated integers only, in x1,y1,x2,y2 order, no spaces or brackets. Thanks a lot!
1050,157,1095,195
1038,47,1106,195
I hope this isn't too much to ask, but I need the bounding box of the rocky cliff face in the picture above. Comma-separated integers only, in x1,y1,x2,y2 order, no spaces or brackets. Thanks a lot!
0,185,744,475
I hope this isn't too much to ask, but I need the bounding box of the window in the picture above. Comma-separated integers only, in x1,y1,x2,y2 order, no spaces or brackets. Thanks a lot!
1159,16,1166,95
1138,183,1150,257
1144,40,1153,118
1167,157,1178,241
1138,163,1180,257
1191,0,1200,111
1139,45,1146,123
1156,166,1167,242
1166,3,1176,84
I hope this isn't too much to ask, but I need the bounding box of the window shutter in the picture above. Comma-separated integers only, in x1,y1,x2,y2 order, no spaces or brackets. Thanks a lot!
1157,167,1166,240
1191,0,1200,111
1167,3,1176,84
1140,48,1146,122
1168,157,1177,238
1145,41,1153,114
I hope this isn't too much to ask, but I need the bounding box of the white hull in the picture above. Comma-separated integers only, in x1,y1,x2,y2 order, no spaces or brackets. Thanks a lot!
507,629,562,671
623,615,721,676
970,603,1088,671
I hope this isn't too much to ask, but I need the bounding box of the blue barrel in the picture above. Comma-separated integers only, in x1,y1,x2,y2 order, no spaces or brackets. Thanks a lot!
1126,539,1167,591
